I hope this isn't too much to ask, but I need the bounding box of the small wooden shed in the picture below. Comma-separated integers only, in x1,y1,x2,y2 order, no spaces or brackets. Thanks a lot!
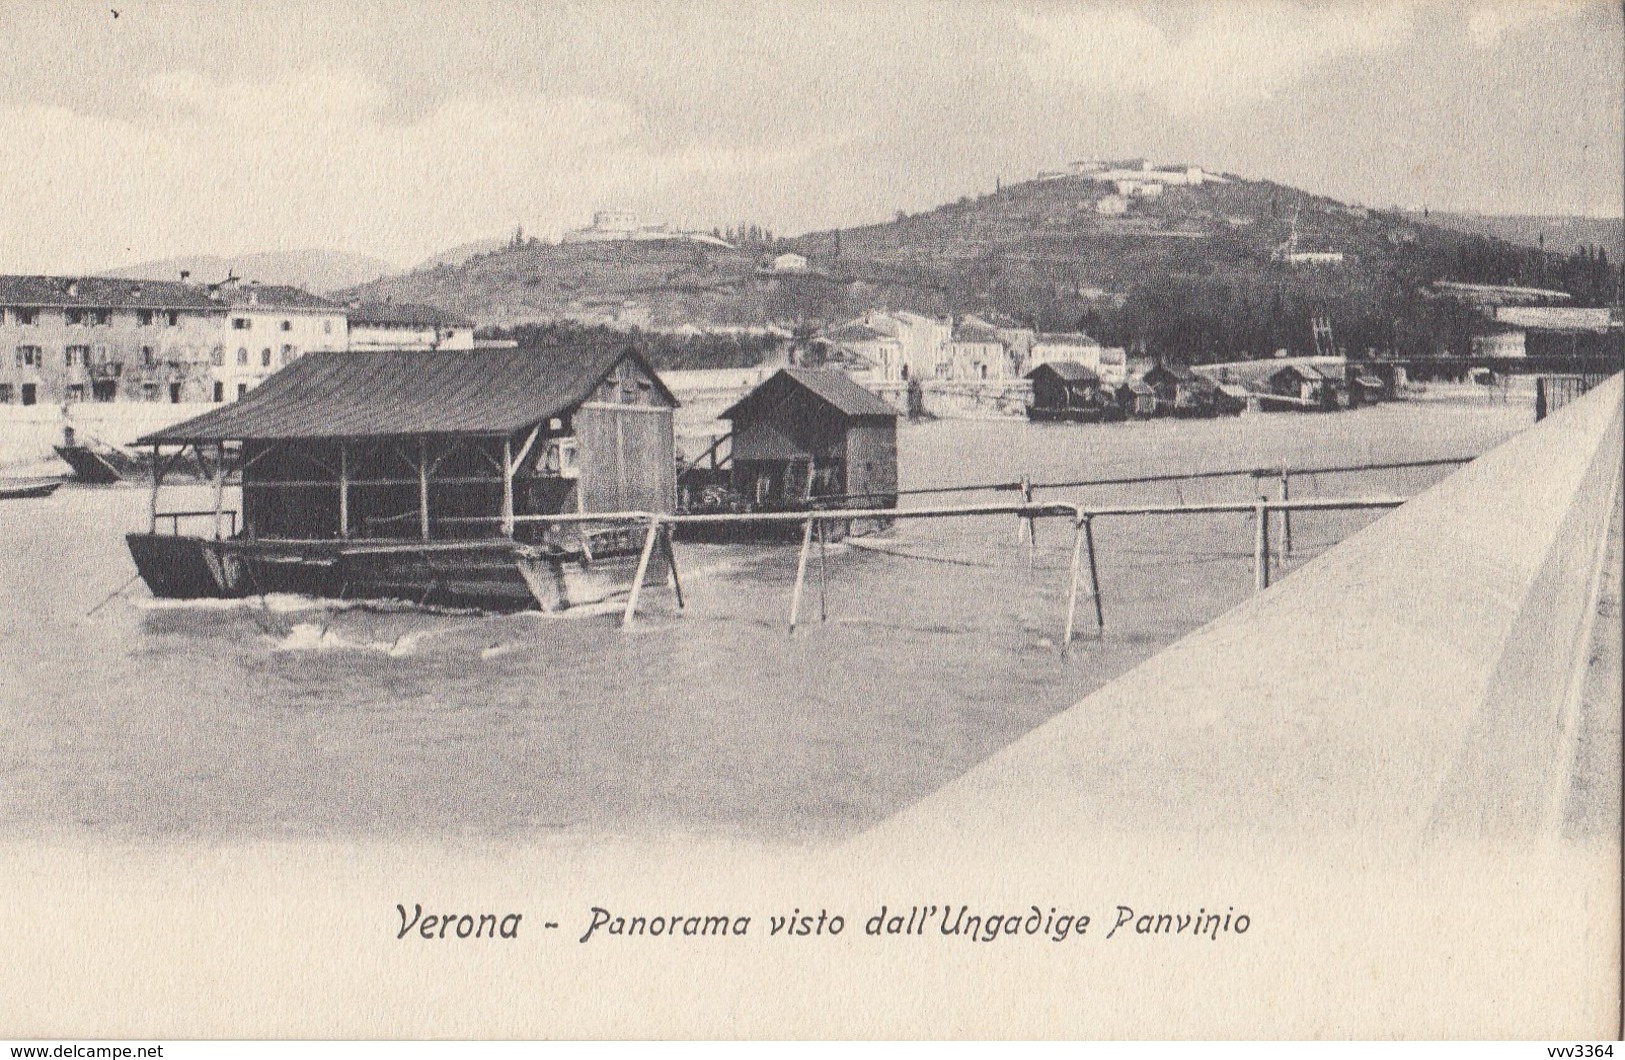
1115,378,1157,418
720,368,899,510
1267,364,1336,410
1025,362,1107,421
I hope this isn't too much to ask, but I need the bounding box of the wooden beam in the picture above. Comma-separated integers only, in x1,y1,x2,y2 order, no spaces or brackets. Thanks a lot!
1062,517,1086,650
788,516,815,632
212,442,226,540
663,525,684,610
816,519,828,622
1279,470,1292,558
418,437,430,541
501,435,515,538
148,444,161,533
338,442,350,539
1254,500,1270,592
1083,514,1104,632
622,518,662,628
511,424,543,475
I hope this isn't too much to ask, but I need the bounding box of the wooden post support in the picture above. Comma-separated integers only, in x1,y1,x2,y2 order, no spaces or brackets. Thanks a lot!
1083,513,1104,633
663,525,684,610
1019,475,1037,569
788,516,815,632
622,518,662,628
1279,470,1292,559
212,442,226,540
148,444,161,533
816,518,829,622
417,437,430,541
338,442,350,539
1062,516,1087,651
1254,500,1271,592
501,435,515,538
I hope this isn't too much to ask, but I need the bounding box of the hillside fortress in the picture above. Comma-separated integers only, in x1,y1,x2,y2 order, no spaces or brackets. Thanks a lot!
561,210,733,248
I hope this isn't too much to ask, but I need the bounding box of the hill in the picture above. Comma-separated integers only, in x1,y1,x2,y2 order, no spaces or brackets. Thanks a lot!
102,248,394,294
1404,211,1622,263
412,236,509,271
341,169,1622,363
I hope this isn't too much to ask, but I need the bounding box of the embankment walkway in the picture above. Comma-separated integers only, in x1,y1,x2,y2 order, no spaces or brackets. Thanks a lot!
862,373,1623,848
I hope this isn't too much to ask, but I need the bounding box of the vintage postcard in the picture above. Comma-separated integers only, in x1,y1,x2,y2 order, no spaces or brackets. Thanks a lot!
0,0,1620,1041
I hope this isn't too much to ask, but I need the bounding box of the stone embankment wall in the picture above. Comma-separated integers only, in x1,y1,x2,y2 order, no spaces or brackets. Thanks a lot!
865,374,1623,848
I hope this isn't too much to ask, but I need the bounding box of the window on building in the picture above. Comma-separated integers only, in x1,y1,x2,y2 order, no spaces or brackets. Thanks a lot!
236,348,248,366
0,384,11,403
260,348,271,367
141,345,155,367
166,311,180,326
213,381,224,402
16,345,40,367
92,309,111,326
232,317,251,330
94,345,108,364
280,344,295,364
323,319,332,334
65,309,86,326
65,345,89,367
210,346,225,366
66,384,85,402
137,310,154,326
280,320,292,331
20,383,36,406
14,309,36,326
142,383,159,401
237,383,248,399
169,383,181,404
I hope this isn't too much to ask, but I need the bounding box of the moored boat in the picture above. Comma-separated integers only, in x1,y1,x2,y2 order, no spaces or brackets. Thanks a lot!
126,344,683,613
0,477,65,500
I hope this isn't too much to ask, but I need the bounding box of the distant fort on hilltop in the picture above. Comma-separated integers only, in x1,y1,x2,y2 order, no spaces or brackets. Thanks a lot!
561,210,733,248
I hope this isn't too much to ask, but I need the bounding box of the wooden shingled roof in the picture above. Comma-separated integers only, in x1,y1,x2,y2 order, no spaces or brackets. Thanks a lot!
720,368,898,422
138,345,676,443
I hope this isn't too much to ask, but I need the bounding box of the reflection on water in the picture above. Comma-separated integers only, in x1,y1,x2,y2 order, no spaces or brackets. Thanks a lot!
0,400,1531,842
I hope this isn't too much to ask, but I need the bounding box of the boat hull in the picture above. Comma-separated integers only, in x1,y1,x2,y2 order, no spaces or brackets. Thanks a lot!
125,533,658,612
0,479,64,500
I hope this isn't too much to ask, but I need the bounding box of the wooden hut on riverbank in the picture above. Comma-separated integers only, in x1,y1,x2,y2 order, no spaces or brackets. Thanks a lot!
125,345,681,611
719,367,899,512
1026,362,1112,421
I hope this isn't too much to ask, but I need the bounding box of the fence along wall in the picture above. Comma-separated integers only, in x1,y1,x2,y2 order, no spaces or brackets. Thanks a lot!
864,373,1624,848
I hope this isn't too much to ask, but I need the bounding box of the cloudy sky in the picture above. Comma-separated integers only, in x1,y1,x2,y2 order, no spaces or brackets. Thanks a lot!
0,0,1618,273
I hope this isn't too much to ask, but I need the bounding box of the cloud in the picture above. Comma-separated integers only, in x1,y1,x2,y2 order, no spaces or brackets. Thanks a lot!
1463,0,1581,48
1014,1,1417,115
0,69,842,272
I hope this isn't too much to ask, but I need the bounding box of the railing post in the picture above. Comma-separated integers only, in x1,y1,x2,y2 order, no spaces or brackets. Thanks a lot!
1279,470,1292,558
816,518,829,622
1254,500,1271,592
1022,476,1037,570
1083,513,1104,633
788,516,815,632
622,518,662,629
663,524,684,610
1062,516,1086,652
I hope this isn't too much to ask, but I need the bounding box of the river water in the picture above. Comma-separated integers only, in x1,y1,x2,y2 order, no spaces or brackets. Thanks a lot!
0,394,1535,843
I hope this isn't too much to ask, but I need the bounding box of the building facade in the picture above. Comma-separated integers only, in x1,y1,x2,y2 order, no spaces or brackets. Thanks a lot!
348,302,476,352
0,276,227,405
215,282,349,401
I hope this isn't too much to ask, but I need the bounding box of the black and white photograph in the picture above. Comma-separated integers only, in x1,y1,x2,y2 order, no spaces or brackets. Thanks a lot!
0,0,1619,1043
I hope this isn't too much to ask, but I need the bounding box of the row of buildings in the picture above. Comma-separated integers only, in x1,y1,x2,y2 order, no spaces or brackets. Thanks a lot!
814,310,1129,386
0,274,474,406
